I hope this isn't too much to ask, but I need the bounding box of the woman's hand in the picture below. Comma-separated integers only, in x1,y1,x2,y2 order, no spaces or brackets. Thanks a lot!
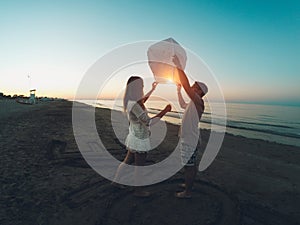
152,104,172,121
143,82,158,103
152,82,158,90
164,104,172,112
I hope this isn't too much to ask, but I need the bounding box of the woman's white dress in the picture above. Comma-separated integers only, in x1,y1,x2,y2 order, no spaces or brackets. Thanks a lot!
125,101,151,153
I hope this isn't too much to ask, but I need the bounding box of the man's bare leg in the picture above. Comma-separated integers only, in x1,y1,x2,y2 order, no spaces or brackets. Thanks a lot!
176,165,197,198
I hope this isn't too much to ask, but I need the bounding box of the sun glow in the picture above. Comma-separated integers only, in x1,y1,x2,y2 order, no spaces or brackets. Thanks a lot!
165,76,173,84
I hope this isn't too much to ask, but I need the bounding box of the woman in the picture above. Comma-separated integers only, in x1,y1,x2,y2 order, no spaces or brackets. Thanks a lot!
113,76,171,197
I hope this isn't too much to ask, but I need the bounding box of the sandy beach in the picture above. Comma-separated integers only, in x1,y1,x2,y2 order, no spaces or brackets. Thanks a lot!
1,99,299,225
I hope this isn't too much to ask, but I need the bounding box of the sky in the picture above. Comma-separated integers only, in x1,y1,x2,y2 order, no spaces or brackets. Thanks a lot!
0,0,299,105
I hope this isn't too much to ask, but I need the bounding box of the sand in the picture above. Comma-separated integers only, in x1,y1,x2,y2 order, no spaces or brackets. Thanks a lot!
0,100,299,225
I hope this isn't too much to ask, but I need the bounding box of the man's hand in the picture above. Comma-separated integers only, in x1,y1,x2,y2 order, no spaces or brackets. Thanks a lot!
172,55,182,69
173,55,194,100
177,84,182,92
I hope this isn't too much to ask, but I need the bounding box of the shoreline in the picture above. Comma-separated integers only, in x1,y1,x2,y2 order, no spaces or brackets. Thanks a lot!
1,100,299,225
77,100,300,147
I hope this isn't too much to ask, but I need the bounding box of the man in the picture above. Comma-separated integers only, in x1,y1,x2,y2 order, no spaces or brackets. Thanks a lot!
173,55,208,198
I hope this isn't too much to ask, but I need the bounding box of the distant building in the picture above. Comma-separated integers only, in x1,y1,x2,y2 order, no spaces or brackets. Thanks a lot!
0,92,3,98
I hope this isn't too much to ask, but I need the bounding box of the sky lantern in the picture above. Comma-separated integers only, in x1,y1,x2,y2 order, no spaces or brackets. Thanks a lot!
147,38,187,84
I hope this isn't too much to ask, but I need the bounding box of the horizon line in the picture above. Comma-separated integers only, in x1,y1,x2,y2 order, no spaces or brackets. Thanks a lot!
71,98,300,107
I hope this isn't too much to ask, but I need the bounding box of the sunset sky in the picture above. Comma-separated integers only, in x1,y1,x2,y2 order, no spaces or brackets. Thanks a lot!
0,0,299,105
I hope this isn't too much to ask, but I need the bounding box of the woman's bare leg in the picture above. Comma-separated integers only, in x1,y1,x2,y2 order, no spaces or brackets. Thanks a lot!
112,150,134,184
134,152,150,197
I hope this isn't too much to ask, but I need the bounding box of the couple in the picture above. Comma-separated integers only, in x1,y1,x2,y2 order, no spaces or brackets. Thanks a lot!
113,56,208,198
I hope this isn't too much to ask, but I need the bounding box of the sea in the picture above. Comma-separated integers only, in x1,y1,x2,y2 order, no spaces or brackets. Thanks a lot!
78,99,300,147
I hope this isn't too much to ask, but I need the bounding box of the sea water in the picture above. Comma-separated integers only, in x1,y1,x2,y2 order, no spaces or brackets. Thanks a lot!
79,99,300,147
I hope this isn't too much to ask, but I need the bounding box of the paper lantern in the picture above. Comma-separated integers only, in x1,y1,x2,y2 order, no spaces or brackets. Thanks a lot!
147,38,187,84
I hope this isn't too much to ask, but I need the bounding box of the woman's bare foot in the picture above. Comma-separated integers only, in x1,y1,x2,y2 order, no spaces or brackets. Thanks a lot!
111,182,127,189
175,191,192,199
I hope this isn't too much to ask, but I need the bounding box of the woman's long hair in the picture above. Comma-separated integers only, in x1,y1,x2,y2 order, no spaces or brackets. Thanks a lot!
123,76,144,112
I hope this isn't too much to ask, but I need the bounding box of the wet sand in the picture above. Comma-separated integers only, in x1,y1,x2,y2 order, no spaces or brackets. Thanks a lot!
0,100,299,225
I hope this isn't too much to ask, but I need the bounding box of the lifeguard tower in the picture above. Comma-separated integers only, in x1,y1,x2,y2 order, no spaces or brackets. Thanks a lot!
29,89,36,104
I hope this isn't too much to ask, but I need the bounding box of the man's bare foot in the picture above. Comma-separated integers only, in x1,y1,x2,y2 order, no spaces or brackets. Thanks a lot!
175,191,192,199
178,183,194,190
178,183,186,188
134,190,151,197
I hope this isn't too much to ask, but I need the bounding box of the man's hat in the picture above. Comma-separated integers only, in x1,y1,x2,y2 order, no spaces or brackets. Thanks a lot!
195,81,208,95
